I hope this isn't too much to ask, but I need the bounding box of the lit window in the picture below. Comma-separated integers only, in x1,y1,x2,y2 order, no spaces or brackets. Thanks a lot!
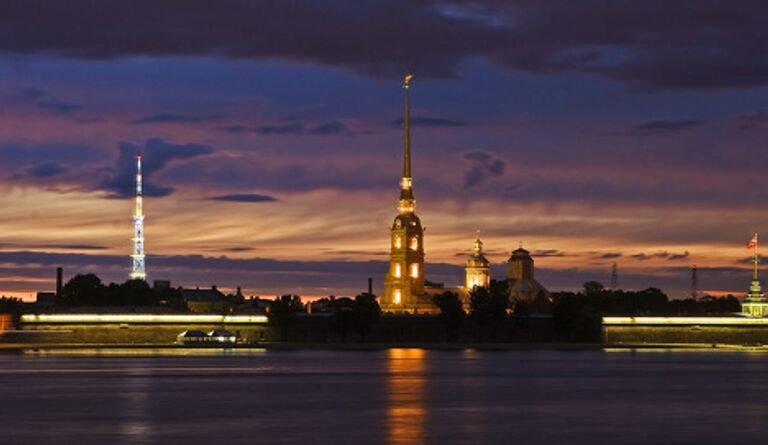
410,263,419,278
394,289,401,304
409,237,418,250
394,236,402,248
394,263,402,278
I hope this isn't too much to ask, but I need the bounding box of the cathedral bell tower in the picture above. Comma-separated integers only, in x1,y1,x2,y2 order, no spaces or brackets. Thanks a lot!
383,74,425,311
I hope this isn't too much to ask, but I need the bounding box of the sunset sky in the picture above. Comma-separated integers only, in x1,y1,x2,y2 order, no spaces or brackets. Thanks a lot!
2,1,768,300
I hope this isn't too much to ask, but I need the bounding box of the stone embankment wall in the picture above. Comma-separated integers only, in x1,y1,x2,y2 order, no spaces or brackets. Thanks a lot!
5,322,269,345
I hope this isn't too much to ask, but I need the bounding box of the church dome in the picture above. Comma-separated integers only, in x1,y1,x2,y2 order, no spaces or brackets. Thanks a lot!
510,247,531,261
392,213,422,230
467,255,490,268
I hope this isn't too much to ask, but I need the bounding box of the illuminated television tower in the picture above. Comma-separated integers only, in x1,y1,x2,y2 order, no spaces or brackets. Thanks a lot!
130,152,146,280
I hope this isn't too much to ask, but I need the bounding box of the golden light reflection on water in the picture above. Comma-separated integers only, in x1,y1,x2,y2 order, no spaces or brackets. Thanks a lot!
386,348,426,445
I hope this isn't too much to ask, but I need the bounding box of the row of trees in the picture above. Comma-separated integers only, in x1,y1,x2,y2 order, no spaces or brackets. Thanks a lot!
428,280,743,342
268,293,381,342
57,274,185,307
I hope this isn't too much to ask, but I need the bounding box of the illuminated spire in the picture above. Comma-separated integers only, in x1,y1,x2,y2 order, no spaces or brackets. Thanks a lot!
473,230,483,255
130,151,146,280
398,73,415,214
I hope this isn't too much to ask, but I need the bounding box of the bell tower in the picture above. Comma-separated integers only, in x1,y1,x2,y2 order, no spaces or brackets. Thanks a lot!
466,231,490,289
383,74,425,312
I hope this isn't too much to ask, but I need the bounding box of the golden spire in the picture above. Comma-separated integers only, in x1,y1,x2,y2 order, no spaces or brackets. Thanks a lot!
403,73,413,178
398,73,415,213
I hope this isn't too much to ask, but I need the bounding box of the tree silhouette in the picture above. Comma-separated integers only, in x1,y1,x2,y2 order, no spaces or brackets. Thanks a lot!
59,273,107,306
352,293,381,342
268,294,303,342
432,291,465,341
331,297,355,342
469,280,509,341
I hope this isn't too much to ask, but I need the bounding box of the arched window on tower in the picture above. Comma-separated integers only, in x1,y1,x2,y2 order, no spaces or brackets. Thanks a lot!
394,235,402,249
394,289,402,304
409,236,419,250
410,263,419,278
394,263,402,278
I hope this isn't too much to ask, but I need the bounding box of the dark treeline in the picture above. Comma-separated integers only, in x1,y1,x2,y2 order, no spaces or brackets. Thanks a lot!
0,296,23,314
57,273,185,308
268,293,381,342
550,281,741,316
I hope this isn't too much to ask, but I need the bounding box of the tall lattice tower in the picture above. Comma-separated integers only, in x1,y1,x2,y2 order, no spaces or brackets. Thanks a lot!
610,263,618,290
690,265,698,300
130,152,146,280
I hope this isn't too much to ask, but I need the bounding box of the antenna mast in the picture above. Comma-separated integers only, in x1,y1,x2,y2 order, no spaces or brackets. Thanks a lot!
130,152,146,280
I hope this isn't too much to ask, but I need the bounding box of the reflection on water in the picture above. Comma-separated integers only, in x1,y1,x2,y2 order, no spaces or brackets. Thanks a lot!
3,349,768,444
386,348,426,445
121,370,152,445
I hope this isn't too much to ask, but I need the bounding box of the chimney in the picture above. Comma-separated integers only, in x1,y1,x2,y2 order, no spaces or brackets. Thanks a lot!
56,267,63,297
368,277,373,295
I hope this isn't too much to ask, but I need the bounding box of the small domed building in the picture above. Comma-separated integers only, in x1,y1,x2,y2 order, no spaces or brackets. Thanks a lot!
507,246,549,301
466,232,490,290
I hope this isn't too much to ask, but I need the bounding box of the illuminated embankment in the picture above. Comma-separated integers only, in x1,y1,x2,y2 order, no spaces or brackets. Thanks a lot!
602,316,768,345
12,313,270,345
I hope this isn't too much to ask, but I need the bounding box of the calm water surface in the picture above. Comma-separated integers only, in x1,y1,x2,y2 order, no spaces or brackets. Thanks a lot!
1,348,768,444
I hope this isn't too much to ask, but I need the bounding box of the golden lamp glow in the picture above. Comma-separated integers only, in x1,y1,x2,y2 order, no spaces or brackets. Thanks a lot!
410,263,419,278
394,289,402,304
394,263,402,278
394,235,402,249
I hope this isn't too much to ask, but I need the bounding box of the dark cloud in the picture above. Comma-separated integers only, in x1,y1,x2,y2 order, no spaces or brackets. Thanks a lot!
595,252,623,260
37,244,108,251
36,98,82,115
307,121,346,135
0,141,104,171
27,162,66,178
100,138,214,198
391,116,467,127
532,249,566,257
463,150,505,189
208,193,278,203
130,112,227,125
631,251,690,261
2,85,82,116
220,247,256,253
1,1,765,90
735,112,768,130
632,119,704,135
219,121,346,136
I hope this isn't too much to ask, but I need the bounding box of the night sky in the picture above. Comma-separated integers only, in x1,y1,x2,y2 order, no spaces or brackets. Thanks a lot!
2,1,768,299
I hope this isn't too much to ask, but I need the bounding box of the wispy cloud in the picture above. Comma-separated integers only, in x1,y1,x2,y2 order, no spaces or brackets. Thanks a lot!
632,119,704,135
130,112,227,125
208,193,278,203
463,150,505,189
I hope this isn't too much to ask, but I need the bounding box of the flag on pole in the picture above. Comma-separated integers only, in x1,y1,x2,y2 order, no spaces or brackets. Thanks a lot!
747,233,758,249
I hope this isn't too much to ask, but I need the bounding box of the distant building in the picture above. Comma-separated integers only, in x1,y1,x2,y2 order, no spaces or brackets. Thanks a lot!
35,292,56,308
507,246,549,301
466,232,491,290
180,286,233,313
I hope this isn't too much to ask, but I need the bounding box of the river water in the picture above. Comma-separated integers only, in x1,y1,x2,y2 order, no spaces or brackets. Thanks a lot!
1,348,767,444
